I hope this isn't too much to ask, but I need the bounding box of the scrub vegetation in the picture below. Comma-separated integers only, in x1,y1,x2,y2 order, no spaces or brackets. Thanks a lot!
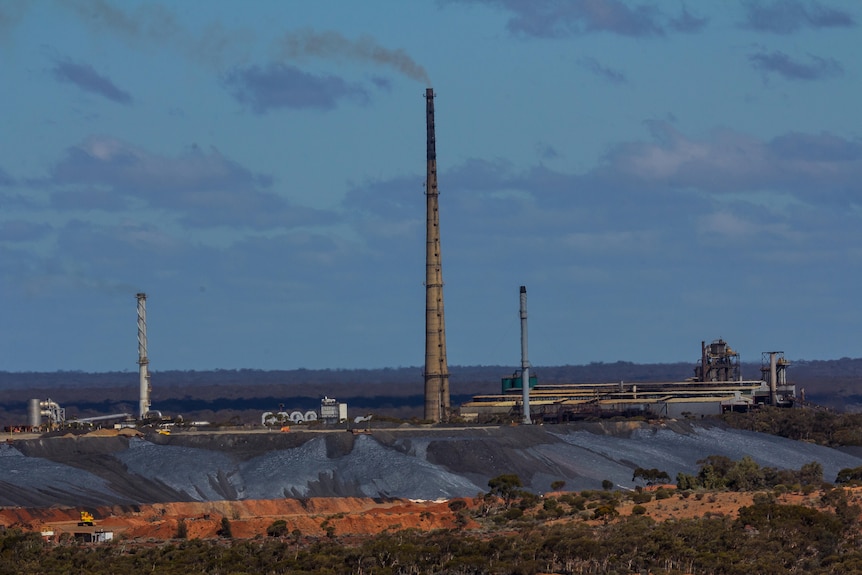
720,406,862,447
3,356,861,424
6,459,862,574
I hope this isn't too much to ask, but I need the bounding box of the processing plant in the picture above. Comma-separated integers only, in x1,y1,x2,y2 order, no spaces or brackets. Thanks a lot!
459,339,797,423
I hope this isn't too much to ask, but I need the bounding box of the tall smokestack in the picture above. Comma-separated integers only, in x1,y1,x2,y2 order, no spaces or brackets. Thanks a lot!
136,292,151,420
520,286,531,425
424,88,450,423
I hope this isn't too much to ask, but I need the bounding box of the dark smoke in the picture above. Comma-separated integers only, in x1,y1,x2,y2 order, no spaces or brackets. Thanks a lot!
45,3,425,82
64,0,178,40
60,0,248,70
278,29,431,85
0,2,30,39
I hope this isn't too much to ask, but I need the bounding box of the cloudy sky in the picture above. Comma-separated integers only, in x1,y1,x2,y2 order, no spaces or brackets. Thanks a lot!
1,0,860,374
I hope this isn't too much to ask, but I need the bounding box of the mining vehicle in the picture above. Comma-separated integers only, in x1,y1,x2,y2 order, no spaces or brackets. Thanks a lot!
78,511,95,526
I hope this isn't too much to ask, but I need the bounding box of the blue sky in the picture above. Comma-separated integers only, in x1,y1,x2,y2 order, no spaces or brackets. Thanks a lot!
1,0,860,373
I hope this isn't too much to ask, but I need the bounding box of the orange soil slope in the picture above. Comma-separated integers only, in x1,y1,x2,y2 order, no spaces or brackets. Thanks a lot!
0,497,476,540
5,489,860,542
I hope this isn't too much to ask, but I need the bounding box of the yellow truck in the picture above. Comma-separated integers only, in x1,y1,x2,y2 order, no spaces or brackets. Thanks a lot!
78,511,95,526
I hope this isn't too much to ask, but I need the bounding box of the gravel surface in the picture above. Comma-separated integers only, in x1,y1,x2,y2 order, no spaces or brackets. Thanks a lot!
2,421,861,506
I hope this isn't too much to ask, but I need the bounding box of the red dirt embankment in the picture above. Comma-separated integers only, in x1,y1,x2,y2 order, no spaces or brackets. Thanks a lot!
0,497,476,540
8,489,858,542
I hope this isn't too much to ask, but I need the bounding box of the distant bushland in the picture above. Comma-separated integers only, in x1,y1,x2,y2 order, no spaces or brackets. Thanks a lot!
1,357,860,424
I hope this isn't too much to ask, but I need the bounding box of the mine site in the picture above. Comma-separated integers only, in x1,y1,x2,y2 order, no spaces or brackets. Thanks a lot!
4,3,862,571
3,90,862,570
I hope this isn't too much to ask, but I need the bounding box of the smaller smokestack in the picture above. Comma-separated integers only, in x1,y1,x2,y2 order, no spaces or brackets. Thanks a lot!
137,293,151,420
769,352,778,406
520,286,531,425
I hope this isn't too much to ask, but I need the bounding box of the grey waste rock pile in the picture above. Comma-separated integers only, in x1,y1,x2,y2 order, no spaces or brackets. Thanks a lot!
1,421,861,507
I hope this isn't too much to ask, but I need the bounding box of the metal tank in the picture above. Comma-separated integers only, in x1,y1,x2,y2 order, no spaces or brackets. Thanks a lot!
28,398,41,428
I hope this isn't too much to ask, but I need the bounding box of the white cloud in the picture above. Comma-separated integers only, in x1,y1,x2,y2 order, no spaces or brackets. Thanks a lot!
698,211,760,237
44,136,338,229
597,123,862,202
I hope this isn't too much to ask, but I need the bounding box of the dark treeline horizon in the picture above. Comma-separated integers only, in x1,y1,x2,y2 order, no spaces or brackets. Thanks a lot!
2,356,860,385
2,358,860,424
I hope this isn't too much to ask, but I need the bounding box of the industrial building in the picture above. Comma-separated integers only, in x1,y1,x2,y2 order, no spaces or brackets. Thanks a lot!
458,339,796,423
26,397,130,430
261,397,347,426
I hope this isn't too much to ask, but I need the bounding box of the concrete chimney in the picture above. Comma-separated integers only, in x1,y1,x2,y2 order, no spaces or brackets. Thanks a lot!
423,88,450,423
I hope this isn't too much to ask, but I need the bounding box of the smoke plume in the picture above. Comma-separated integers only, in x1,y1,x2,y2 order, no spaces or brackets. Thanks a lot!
0,2,30,40
278,29,430,85
59,0,249,70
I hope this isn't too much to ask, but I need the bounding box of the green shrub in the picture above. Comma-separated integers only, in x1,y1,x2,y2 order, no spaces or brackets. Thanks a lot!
175,518,188,539
561,495,586,510
633,467,671,485
753,492,777,506
518,491,541,509
631,491,652,504
593,505,618,521
488,474,524,507
836,466,862,484
448,499,467,513
266,519,288,537
504,507,524,520
217,517,232,538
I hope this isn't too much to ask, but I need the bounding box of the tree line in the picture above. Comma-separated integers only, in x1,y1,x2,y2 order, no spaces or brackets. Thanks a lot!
5,455,862,574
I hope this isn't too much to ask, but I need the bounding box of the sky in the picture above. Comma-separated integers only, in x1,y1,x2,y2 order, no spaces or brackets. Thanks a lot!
1,0,861,374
